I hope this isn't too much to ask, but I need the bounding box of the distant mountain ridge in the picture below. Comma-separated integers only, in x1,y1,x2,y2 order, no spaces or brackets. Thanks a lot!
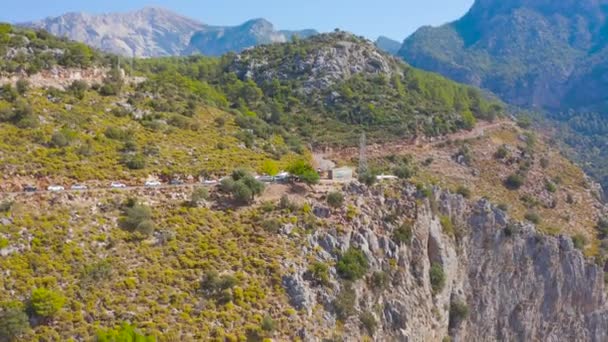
21,7,317,57
375,36,402,55
185,18,318,56
399,0,608,111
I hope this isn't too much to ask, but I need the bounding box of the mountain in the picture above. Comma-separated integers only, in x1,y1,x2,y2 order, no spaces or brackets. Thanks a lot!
2,22,608,342
399,0,608,110
375,36,401,55
184,18,318,56
21,8,318,57
22,7,205,57
226,31,501,145
399,0,608,188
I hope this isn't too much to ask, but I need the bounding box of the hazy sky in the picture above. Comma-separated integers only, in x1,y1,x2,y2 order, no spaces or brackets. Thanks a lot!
0,0,474,40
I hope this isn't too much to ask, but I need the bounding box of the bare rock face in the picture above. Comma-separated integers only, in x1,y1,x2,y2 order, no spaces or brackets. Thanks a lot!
284,184,608,341
22,8,317,58
23,7,206,57
231,32,398,94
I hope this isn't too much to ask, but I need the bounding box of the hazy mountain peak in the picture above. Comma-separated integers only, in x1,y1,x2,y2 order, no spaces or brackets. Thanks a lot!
185,18,317,56
375,36,402,55
21,9,317,58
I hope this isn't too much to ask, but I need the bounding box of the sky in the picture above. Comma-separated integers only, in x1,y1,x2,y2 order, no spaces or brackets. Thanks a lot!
0,0,474,41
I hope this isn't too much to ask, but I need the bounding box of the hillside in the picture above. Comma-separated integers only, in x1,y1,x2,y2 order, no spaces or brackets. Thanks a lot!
21,8,317,58
0,24,301,189
1,23,608,341
399,0,608,189
223,32,502,145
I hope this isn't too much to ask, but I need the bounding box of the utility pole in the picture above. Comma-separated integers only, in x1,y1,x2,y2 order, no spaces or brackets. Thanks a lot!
359,132,368,176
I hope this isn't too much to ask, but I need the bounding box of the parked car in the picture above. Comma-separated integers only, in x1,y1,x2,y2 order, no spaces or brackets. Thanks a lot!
202,179,218,185
144,180,162,187
169,179,184,185
47,185,65,192
71,184,88,191
257,175,275,183
23,185,37,192
274,171,290,182
110,182,127,189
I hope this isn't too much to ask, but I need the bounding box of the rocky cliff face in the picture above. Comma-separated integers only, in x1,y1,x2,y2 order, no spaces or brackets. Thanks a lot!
230,32,399,94
283,183,608,341
22,7,206,57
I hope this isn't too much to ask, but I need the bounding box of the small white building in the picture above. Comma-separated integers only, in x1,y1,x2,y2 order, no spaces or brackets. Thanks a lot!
330,167,354,182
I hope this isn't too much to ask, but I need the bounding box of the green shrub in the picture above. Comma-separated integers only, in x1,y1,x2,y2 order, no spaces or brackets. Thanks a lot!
429,263,446,294
371,271,390,290
12,100,38,128
336,247,369,280
417,183,433,198
190,187,209,206
122,154,146,170
135,220,155,236
454,144,472,166
287,160,319,187
308,262,330,286
104,127,131,141
517,116,532,129
260,315,276,332
440,215,454,236
121,203,155,236
81,260,112,284
504,173,525,190
393,223,413,245
494,145,509,159
449,300,469,328
540,157,550,169
597,218,608,238
95,322,155,342
200,270,238,304
261,219,281,233
69,80,88,100
358,170,377,186
572,234,587,250
327,192,344,209
333,283,356,321
15,79,29,95
222,169,264,204
393,164,414,179
0,84,18,102
50,132,69,148
214,116,226,127
30,288,65,318
0,200,13,212
524,212,541,225
456,186,471,199
359,311,377,336
0,307,29,341
545,180,557,193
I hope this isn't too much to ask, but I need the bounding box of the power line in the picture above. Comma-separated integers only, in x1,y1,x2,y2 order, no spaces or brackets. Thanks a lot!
359,132,368,175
